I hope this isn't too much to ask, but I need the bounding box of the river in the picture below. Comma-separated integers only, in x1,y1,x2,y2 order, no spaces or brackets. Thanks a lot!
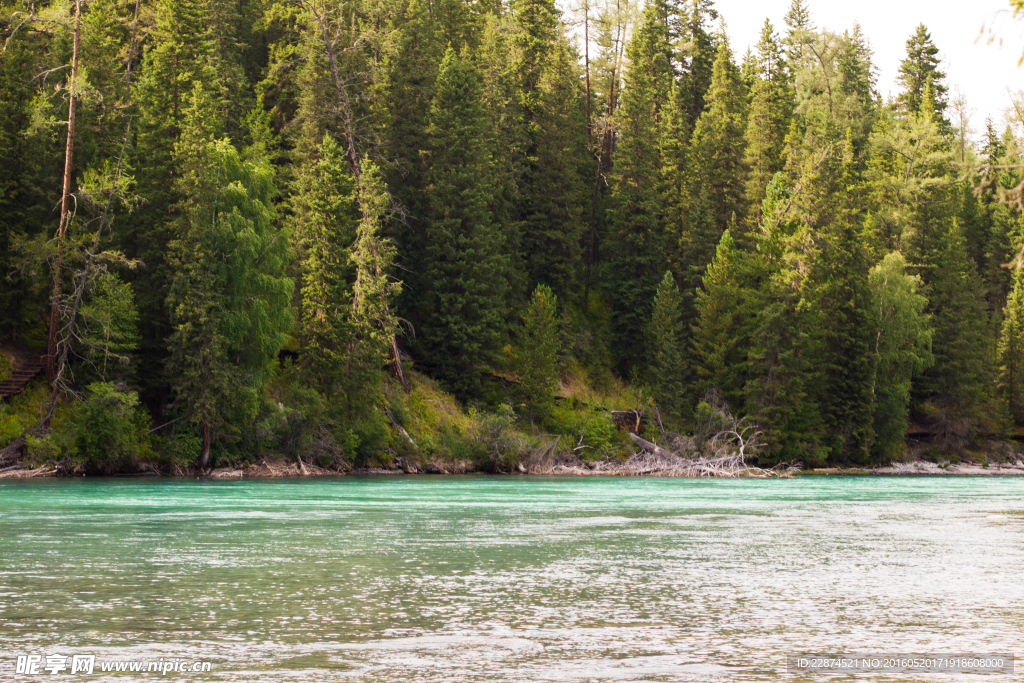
1,475,1022,680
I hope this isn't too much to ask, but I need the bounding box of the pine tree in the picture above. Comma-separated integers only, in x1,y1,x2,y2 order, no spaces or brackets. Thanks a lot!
783,0,814,67
0,30,54,339
349,158,402,410
604,2,673,371
692,230,753,411
296,135,359,387
998,270,1024,424
649,271,687,421
129,0,241,404
691,41,749,236
380,0,441,333
679,0,719,127
811,139,875,463
422,49,507,399
896,24,948,125
519,33,587,300
513,284,560,425
916,221,992,451
743,21,791,216
744,172,823,463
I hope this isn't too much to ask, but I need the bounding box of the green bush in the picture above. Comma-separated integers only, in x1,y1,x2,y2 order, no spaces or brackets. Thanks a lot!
543,404,625,460
155,433,202,467
0,381,52,449
474,404,527,472
69,383,152,469
352,410,392,463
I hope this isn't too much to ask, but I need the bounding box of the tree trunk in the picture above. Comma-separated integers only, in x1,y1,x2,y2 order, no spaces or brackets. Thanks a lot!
45,0,82,390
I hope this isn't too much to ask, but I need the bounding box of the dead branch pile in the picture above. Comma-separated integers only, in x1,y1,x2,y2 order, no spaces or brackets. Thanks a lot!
523,391,774,478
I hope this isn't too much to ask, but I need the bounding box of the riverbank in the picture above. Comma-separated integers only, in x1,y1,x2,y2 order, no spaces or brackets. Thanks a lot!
3,455,1023,479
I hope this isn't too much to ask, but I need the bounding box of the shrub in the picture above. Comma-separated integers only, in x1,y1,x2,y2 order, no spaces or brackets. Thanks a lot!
352,411,392,463
69,383,152,469
155,433,202,467
474,404,527,472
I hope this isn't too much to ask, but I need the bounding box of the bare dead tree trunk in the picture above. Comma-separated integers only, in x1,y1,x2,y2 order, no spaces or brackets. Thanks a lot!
45,0,82,398
582,0,597,304
44,127,133,426
583,0,591,137
306,0,360,185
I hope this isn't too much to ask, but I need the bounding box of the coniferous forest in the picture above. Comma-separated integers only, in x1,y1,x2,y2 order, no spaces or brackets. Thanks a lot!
2,0,1024,472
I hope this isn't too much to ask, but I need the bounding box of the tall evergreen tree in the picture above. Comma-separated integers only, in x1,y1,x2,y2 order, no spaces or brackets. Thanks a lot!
744,172,822,462
129,0,252,406
810,137,875,463
166,92,293,465
604,2,673,371
690,41,749,235
513,284,560,425
896,24,948,125
915,221,993,450
649,271,687,421
505,0,587,301
0,30,54,340
679,0,719,128
743,20,791,216
783,0,814,67
296,135,359,388
692,230,754,411
422,49,507,399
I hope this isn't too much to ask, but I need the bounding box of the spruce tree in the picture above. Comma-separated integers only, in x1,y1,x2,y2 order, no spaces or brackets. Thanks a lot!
783,0,814,66
743,21,791,216
513,284,560,425
422,49,507,399
679,0,719,128
350,158,402,411
811,146,876,464
0,31,54,339
604,2,673,371
896,24,948,125
381,0,441,334
129,0,250,405
744,172,823,463
519,34,587,300
691,230,753,411
690,41,749,235
296,135,359,387
916,221,992,450
649,271,687,422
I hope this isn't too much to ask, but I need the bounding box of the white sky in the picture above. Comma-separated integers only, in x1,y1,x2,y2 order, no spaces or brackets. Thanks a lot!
714,0,1024,135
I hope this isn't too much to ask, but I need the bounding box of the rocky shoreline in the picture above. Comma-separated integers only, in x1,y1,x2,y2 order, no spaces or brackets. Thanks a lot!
2,457,1024,479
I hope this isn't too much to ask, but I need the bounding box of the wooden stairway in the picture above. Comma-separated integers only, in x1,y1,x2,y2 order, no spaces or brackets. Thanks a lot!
0,357,46,399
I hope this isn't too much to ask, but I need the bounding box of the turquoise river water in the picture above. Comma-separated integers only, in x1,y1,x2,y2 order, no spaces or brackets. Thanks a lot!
1,475,1023,681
